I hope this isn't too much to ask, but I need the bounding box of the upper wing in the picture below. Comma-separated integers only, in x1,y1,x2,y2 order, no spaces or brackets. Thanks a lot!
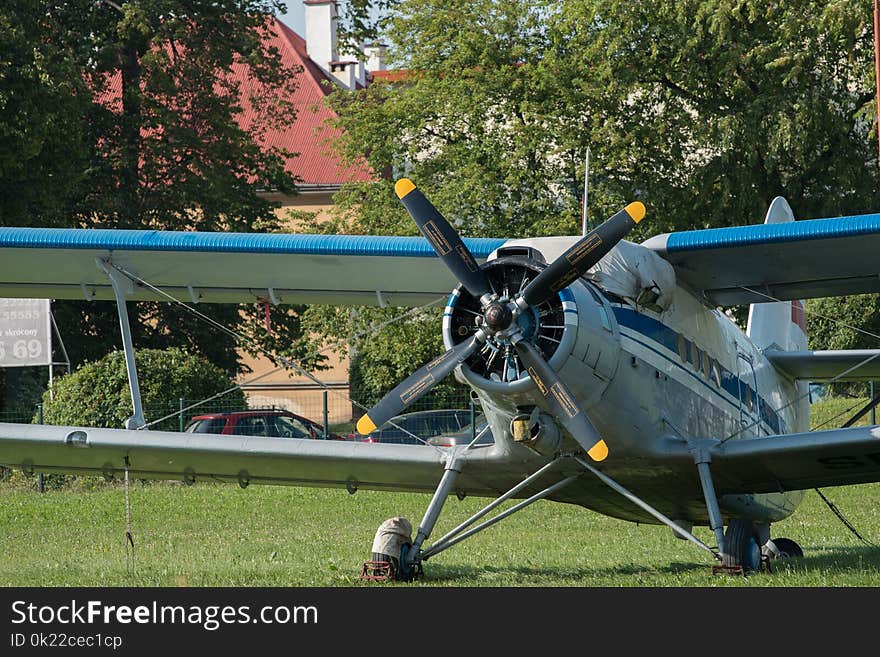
0,227,507,307
0,422,525,496
642,208,880,306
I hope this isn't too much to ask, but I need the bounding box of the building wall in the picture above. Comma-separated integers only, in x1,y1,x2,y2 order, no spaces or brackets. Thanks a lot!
261,190,338,225
235,189,354,425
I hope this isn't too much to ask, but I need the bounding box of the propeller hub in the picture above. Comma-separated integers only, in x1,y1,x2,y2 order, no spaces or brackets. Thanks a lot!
484,302,513,332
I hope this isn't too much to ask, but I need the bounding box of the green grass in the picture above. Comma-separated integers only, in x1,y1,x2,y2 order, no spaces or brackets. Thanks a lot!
809,395,873,430
2,480,879,586
2,396,880,587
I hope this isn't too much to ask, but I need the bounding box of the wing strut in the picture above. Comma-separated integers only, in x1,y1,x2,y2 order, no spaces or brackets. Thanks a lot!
97,259,146,430
573,456,720,560
412,453,717,566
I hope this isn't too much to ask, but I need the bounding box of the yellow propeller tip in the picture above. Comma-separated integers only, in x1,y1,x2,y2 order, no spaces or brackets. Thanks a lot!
356,415,377,436
588,438,609,462
395,178,416,199
625,201,646,224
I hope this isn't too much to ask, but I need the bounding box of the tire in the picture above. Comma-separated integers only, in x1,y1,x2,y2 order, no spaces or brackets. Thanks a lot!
771,537,804,559
722,519,762,572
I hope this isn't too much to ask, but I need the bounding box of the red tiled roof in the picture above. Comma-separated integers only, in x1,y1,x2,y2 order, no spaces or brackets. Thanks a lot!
101,16,373,189
370,69,411,83
266,18,372,186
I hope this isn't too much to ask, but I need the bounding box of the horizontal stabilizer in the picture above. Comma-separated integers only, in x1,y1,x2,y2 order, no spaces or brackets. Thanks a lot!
765,349,880,381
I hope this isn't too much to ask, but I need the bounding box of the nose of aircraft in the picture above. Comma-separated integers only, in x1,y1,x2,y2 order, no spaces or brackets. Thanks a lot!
355,179,645,462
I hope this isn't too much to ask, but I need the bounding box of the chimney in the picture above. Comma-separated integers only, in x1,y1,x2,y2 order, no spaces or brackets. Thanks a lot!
364,42,388,72
341,39,366,87
304,0,339,75
330,61,358,89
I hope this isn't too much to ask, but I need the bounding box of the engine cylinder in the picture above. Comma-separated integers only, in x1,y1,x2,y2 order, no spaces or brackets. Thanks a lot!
442,257,621,408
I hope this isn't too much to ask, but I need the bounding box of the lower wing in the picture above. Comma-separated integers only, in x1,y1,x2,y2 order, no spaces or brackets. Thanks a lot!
656,425,880,493
0,423,522,496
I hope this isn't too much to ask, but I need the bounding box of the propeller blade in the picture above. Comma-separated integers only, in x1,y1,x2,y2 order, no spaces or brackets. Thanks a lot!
520,202,645,307
395,178,493,300
356,334,484,436
513,338,608,461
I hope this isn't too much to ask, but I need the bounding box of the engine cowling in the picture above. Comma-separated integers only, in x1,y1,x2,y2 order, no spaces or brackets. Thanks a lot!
442,255,622,409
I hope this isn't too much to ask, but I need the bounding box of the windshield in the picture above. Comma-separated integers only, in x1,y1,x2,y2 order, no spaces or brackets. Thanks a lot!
273,415,314,439
185,418,225,434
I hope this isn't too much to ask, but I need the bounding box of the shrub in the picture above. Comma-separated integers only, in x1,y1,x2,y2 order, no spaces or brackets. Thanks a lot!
39,347,246,431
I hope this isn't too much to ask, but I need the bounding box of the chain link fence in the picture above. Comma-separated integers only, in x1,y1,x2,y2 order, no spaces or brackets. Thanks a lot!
0,382,476,434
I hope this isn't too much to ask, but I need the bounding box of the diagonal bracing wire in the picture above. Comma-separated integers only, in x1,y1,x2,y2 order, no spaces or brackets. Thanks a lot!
717,285,880,445
108,262,451,450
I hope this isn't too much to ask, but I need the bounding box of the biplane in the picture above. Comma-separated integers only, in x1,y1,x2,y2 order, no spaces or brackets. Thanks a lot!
2,178,880,577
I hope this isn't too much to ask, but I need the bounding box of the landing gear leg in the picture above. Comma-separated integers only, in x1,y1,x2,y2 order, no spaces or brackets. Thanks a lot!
406,453,463,570
689,441,727,557
690,442,773,573
362,453,463,582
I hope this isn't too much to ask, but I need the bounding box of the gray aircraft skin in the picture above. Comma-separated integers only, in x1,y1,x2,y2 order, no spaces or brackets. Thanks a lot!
4,182,880,572
452,246,806,527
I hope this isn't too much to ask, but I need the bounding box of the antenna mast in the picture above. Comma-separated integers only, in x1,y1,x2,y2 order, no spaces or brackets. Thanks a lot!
581,148,591,236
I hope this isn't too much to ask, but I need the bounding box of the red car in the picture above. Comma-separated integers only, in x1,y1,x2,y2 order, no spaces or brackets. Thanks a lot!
184,410,345,440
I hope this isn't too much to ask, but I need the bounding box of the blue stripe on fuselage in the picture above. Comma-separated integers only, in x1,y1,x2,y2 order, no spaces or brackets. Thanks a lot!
611,306,783,434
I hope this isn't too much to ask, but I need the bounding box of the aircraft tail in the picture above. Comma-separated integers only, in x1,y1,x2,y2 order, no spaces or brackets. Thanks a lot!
746,197,808,352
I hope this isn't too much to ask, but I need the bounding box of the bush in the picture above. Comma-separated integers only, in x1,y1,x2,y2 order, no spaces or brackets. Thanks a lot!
39,347,246,431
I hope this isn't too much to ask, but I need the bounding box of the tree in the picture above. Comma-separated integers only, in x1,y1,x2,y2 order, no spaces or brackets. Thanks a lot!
0,1,322,378
325,1,584,241
554,1,880,232
807,294,880,352
0,4,91,227
329,0,880,236
303,304,469,412
807,293,880,396
303,0,880,397
40,347,246,431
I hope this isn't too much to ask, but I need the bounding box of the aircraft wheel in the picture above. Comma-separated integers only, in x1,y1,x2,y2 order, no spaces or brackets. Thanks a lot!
771,537,804,559
722,519,762,572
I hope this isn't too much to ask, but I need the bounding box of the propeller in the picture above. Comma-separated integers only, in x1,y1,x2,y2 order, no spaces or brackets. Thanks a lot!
512,337,607,461
519,202,645,308
395,179,493,301
356,178,647,462
356,333,486,436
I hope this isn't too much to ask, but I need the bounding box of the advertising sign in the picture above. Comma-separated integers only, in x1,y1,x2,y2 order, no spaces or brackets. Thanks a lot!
0,298,51,367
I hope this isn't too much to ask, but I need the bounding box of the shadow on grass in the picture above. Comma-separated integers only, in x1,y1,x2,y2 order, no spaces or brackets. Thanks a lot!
413,559,708,584
771,545,880,575
387,545,880,585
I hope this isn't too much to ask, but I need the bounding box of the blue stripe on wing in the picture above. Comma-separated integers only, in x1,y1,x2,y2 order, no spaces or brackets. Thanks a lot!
665,212,880,252
0,228,508,259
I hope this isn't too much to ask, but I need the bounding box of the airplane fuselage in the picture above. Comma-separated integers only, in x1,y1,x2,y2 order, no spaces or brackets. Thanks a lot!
447,242,808,529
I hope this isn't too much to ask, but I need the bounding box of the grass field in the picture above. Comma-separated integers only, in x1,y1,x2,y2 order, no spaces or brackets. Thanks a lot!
2,398,880,587
2,479,879,587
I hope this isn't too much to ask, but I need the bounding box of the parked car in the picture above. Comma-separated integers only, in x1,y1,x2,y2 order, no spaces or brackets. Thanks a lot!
357,409,474,445
184,409,344,440
426,415,494,447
